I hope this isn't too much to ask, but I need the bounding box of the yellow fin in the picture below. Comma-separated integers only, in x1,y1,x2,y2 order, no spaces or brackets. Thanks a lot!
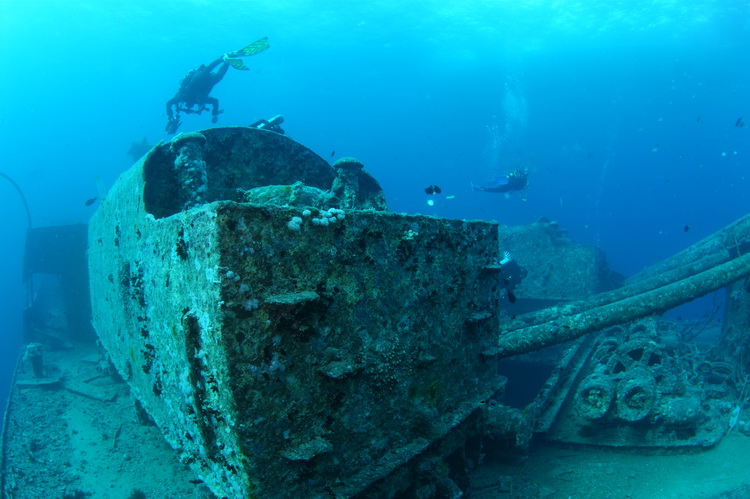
232,37,270,57
224,57,249,70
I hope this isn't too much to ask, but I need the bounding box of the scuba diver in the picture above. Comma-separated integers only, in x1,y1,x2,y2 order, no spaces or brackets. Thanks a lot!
499,250,526,304
165,37,270,134
471,168,529,198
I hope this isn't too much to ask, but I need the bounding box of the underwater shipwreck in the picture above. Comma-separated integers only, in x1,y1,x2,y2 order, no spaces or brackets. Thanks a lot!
3,124,750,498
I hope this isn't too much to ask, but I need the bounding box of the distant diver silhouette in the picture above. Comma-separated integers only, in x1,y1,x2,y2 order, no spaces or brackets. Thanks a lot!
471,168,529,198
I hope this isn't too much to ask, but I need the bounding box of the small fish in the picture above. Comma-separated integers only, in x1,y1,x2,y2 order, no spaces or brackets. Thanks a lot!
424,185,442,195
684,225,690,232
189,479,203,485
736,117,744,128
331,150,335,157
84,196,98,206
507,290,517,303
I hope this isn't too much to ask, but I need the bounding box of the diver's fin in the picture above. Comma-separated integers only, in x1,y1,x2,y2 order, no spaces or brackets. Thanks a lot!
223,55,249,70
228,37,270,58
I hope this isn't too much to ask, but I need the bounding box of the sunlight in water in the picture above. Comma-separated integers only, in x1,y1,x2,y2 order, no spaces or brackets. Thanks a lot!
483,74,528,178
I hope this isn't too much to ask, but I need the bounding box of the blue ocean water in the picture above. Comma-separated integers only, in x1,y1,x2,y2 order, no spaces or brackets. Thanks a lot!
0,0,747,425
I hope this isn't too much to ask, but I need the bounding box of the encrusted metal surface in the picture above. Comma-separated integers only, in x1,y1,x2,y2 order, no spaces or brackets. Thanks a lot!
88,127,504,497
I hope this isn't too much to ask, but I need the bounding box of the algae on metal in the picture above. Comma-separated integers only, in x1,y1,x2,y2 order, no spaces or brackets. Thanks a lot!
88,127,503,497
493,248,750,358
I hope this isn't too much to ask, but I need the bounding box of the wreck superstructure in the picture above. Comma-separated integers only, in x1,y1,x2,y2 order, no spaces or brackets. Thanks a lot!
3,124,750,498
87,127,504,497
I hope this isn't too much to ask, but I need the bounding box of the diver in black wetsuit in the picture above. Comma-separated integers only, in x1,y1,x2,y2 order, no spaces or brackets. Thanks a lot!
471,168,529,195
165,58,230,134
165,37,271,134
